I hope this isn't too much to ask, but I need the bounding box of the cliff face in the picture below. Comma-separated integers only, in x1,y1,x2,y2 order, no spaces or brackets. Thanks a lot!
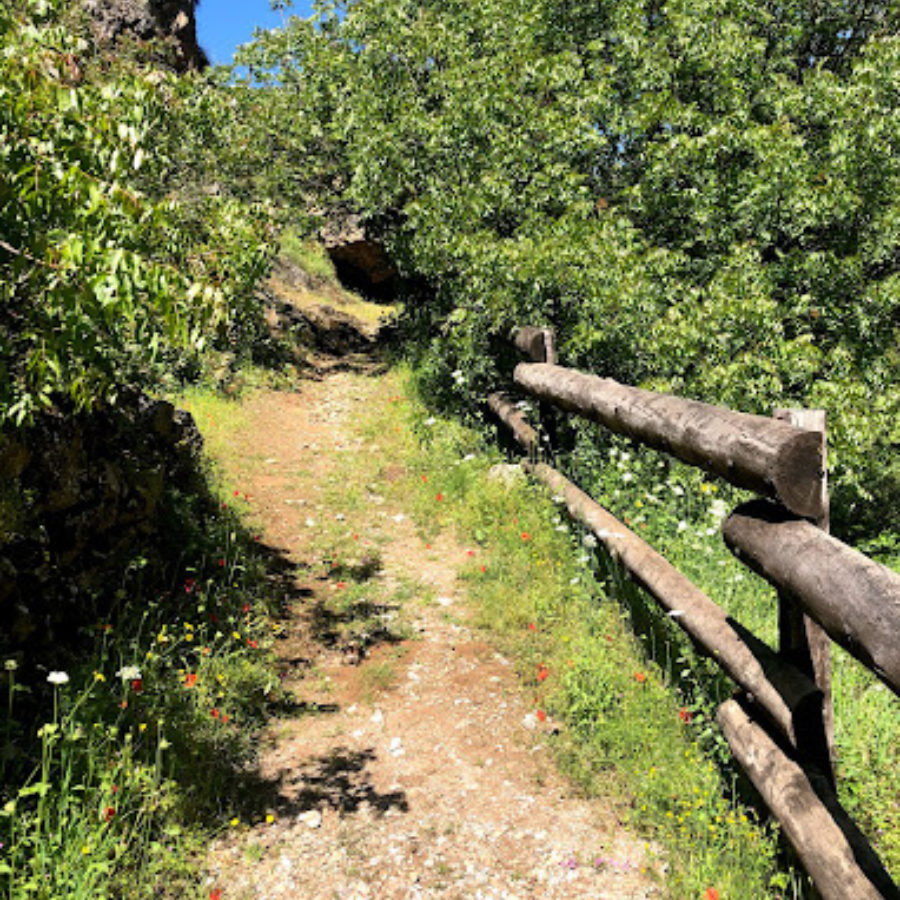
81,0,208,71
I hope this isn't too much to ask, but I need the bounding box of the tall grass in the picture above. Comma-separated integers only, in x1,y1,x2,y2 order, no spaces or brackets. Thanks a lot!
0,428,286,899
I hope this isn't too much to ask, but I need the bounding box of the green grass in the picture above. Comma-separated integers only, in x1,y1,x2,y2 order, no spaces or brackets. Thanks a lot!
0,427,287,899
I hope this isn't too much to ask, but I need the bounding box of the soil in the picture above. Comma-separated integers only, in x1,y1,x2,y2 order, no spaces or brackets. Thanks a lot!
204,349,661,900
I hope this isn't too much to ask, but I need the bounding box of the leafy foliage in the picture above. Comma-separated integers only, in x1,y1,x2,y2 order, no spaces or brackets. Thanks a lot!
0,0,276,426
243,0,900,538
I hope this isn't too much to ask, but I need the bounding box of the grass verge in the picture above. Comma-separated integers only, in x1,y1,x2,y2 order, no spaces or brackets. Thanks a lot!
0,408,287,899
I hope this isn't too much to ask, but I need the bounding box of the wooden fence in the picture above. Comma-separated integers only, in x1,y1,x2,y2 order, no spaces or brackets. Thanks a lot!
488,326,900,900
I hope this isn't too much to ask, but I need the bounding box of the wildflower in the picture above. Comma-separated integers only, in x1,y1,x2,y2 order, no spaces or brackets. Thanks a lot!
421,475,428,483
184,578,196,593
131,679,143,694
705,890,720,900
184,674,198,688
678,708,693,723
582,533,598,548
436,493,444,502
480,565,487,573
94,671,106,682
521,532,531,541
47,671,69,685
103,807,116,822
528,622,537,632
218,559,225,567
536,709,547,722
4,660,18,672
247,640,258,649
537,665,550,682
466,549,475,557
230,817,239,827
116,666,142,682
210,890,223,900
266,814,275,824
634,672,646,683
232,632,241,641
211,708,220,718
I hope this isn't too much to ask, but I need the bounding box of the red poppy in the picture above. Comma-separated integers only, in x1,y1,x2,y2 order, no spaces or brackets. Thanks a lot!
104,806,116,822
131,679,143,693
210,890,223,900
528,623,537,632
336,582,347,590
421,475,428,483
184,579,196,594
218,559,225,567
537,665,550,682
436,493,444,502
211,708,220,719
184,673,198,688
480,566,487,573
242,603,251,613
111,785,119,794
521,532,531,541
247,639,258,649
536,709,547,722
233,490,240,497
223,714,230,724
634,672,646,683
201,646,211,656
705,890,720,900
466,550,475,557
678,708,693,723
119,701,128,710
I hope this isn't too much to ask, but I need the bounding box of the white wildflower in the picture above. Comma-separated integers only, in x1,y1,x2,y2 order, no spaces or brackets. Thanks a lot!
116,665,142,682
582,533,598,549
621,472,634,483
670,484,685,497
709,499,729,520
4,659,17,672
677,520,689,532
47,671,69,686
424,417,437,426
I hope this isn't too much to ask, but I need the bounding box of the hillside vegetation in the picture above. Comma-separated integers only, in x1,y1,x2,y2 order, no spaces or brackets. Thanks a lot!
241,0,900,543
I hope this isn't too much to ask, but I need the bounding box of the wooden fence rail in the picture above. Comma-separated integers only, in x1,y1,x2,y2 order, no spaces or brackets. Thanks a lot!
487,327,900,900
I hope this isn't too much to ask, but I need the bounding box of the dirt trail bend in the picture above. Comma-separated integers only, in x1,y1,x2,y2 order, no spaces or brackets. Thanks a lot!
205,364,659,900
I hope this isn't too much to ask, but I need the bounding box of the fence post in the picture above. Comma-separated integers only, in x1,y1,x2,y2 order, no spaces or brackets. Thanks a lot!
772,408,835,783
510,327,558,458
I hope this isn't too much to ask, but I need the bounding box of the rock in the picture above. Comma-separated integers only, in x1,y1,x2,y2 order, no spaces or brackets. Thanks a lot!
80,0,208,71
296,810,322,829
320,212,397,300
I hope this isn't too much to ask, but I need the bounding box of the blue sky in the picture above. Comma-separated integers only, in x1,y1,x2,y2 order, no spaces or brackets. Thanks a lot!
197,0,315,66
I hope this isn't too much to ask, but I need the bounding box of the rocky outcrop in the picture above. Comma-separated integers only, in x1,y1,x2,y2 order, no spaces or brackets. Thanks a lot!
81,0,208,71
0,393,204,663
320,214,397,300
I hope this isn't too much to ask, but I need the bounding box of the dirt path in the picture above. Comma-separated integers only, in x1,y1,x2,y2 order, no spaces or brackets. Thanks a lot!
204,361,659,900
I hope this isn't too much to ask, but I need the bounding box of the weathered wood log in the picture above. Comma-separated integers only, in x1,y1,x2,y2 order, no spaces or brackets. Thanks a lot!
718,698,900,900
724,500,900,697
524,461,822,744
511,327,557,364
487,392,539,453
513,363,825,518
772,408,835,781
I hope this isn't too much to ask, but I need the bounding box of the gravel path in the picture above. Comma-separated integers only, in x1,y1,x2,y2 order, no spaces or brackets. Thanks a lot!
205,366,661,900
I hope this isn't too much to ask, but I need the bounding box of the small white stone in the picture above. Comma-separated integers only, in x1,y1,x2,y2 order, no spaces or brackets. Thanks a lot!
297,810,322,829
436,596,453,607
389,737,405,756
335,513,346,521
305,518,316,528
370,709,384,725
522,712,539,730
